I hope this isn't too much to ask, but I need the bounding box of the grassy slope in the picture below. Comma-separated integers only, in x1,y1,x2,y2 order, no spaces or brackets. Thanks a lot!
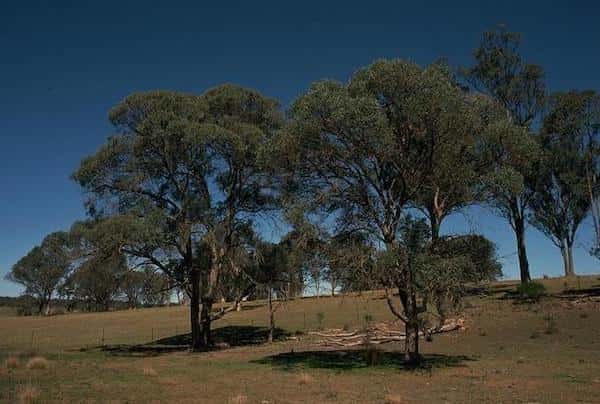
1,275,599,403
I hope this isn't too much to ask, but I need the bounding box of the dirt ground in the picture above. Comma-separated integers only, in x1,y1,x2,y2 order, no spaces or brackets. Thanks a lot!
1,276,599,403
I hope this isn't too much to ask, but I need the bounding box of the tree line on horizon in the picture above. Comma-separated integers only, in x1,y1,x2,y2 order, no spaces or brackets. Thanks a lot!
5,26,599,363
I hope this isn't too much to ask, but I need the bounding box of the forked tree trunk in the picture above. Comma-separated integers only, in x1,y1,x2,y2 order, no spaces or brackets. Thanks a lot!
514,216,531,283
398,288,421,365
189,269,203,351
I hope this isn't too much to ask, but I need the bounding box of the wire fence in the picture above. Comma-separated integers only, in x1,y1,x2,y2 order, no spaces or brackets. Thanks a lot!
0,292,397,355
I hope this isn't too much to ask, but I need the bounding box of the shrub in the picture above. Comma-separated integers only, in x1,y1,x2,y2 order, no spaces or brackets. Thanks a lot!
298,372,314,385
516,281,546,301
316,312,325,330
26,357,49,370
384,394,403,404
544,316,559,335
229,393,247,404
5,356,19,369
143,367,158,377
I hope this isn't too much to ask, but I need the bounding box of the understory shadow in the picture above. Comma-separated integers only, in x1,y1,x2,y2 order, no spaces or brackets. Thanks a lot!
500,283,600,304
84,325,289,357
557,285,600,298
255,349,474,372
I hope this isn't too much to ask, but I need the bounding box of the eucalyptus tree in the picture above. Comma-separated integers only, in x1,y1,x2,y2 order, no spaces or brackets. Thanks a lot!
252,240,294,343
73,92,210,349
73,86,282,350
463,26,546,283
197,84,283,344
119,269,146,308
6,231,72,315
530,91,600,276
66,251,127,311
280,59,491,363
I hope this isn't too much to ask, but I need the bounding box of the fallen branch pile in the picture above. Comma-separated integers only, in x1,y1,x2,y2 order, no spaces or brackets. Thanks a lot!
309,318,465,347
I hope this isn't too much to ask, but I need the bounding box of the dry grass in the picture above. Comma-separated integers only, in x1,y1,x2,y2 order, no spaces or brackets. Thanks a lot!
5,356,19,369
26,356,49,370
228,393,248,404
18,385,40,404
0,275,598,403
143,366,158,377
297,371,314,385
384,393,403,404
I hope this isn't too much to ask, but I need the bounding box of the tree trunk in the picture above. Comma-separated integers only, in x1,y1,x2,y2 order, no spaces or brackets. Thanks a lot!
331,276,336,297
200,298,213,348
514,216,531,283
189,269,203,351
404,321,420,364
268,287,274,343
398,288,420,365
45,296,51,316
560,244,576,277
568,245,575,276
37,299,45,315
430,212,441,243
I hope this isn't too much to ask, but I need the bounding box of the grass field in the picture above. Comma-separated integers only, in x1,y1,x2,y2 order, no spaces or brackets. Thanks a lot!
1,275,599,403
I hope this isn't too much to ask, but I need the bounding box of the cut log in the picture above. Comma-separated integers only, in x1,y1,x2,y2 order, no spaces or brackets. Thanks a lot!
309,318,464,348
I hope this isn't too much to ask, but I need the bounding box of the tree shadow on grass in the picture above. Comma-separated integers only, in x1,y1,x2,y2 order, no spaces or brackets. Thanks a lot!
83,325,289,357
254,349,474,372
557,285,600,298
499,283,600,305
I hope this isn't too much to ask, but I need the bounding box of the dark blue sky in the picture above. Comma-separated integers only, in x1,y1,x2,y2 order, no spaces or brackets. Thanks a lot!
1,0,599,296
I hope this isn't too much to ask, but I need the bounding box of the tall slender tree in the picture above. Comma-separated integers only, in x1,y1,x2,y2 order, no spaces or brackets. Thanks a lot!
463,26,546,283
530,91,600,276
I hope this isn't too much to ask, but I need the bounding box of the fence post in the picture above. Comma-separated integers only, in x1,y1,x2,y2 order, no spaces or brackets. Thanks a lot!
101,328,105,346
303,312,306,330
151,327,154,342
30,329,35,350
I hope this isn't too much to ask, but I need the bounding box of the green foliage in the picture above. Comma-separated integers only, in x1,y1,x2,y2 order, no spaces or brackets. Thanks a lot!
464,25,547,283
6,232,72,314
431,235,503,282
281,59,482,241
72,86,283,348
516,281,546,301
65,252,128,311
463,25,546,128
530,90,600,276
375,216,501,330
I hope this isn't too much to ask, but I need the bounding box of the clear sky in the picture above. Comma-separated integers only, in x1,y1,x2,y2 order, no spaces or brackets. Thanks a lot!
1,0,599,296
